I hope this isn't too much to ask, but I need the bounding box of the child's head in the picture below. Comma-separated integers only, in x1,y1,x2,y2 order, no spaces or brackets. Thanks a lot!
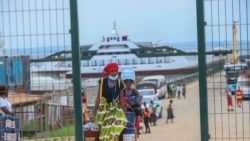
123,79,134,89
170,100,173,103
121,69,136,89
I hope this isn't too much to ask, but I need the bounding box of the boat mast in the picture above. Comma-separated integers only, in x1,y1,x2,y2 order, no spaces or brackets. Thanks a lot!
111,20,118,36
230,22,238,63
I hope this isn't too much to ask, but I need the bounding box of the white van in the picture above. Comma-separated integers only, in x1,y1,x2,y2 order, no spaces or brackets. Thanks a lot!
236,75,250,99
141,75,167,98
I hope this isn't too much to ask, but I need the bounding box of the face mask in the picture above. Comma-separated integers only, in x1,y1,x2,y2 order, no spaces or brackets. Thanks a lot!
109,75,118,80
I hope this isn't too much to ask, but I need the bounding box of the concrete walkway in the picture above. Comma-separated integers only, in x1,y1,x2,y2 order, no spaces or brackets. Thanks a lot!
137,72,250,141
137,79,201,141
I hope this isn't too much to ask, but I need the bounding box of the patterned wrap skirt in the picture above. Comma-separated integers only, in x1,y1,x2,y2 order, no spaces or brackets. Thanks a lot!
95,97,128,141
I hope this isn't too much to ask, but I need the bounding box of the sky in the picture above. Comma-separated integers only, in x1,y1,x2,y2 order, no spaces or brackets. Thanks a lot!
0,0,249,51
78,0,197,45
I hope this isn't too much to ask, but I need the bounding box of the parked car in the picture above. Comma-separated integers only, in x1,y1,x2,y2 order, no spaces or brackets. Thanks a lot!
137,81,157,93
141,95,163,118
141,75,167,99
138,89,155,96
236,75,250,99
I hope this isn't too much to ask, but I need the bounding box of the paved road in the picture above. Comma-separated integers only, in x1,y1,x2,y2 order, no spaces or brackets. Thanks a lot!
137,72,250,141
137,79,201,141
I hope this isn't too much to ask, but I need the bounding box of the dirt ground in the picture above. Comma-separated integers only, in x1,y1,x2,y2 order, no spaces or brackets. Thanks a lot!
136,72,250,141
137,79,201,141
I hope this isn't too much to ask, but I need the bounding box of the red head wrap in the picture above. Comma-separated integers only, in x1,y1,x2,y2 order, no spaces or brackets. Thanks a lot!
82,96,87,102
102,62,118,74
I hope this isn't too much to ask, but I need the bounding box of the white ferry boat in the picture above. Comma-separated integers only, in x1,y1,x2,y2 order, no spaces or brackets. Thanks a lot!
30,24,225,80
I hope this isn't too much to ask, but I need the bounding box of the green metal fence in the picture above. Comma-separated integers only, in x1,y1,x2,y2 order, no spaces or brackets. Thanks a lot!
1,0,249,141
201,0,250,140
0,0,83,140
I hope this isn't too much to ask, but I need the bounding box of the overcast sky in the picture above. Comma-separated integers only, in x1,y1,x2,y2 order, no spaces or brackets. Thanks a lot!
0,0,249,50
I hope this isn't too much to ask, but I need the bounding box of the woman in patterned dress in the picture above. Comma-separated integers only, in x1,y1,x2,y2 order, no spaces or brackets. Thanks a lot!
92,62,128,141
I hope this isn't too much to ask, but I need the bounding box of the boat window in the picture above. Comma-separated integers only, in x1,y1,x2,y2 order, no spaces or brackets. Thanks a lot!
98,44,129,50
124,59,130,65
98,60,104,66
149,57,155,64
146,50,152,54
57,61,66,67
111,58,118,63
67,63,72,67
156,57,163,63
140,58,148,64
90,60,97,66
82,61,88,67
132,58,138,64
122,36,127,41
118,59,123,65
164,57,171,63
137,58,141,64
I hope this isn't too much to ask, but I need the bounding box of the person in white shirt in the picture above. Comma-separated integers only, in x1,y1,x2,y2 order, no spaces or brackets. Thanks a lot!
0,85,14,117
177,84,182,99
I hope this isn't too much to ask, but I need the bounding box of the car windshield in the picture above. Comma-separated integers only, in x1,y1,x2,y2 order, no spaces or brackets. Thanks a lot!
138,90,155,96
137,83,156,90
142,96,158,104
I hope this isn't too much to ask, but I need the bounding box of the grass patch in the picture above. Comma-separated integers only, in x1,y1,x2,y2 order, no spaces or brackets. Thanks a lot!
48,124,75,137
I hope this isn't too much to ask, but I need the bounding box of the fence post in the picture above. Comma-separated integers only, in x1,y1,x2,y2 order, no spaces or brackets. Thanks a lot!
69,0,83,141
196,0,210,141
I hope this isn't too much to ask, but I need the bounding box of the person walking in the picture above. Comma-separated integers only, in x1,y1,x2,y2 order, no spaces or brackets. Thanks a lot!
177,84,182,99
143,102,151,133
182,84,186,99
81,95,90,124
235,86,243,107
166,104,174,123
149,100,158,126
170,83,176,98
92,62,127,141
226,87,234,111
167,83,172,98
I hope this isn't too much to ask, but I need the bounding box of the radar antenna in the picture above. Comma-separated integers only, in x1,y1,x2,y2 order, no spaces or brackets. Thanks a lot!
230,22,239,63
0,33,4,56
111,20,118,36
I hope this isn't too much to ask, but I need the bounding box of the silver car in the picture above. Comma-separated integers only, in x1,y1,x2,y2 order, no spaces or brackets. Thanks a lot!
141,95,163,118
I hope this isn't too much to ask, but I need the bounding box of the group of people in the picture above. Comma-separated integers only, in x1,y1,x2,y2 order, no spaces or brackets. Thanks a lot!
87,62,142,140
226,86,243,111
83,62,177,140
167,83,186,99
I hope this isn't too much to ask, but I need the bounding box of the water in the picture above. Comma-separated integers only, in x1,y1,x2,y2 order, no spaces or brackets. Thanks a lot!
2,41,249,58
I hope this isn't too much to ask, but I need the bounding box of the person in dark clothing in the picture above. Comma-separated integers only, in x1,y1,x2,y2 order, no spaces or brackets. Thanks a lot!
166,104,174,123
143,102,151,133
167,83,172,98
182,84,186,99
149,100,158,126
